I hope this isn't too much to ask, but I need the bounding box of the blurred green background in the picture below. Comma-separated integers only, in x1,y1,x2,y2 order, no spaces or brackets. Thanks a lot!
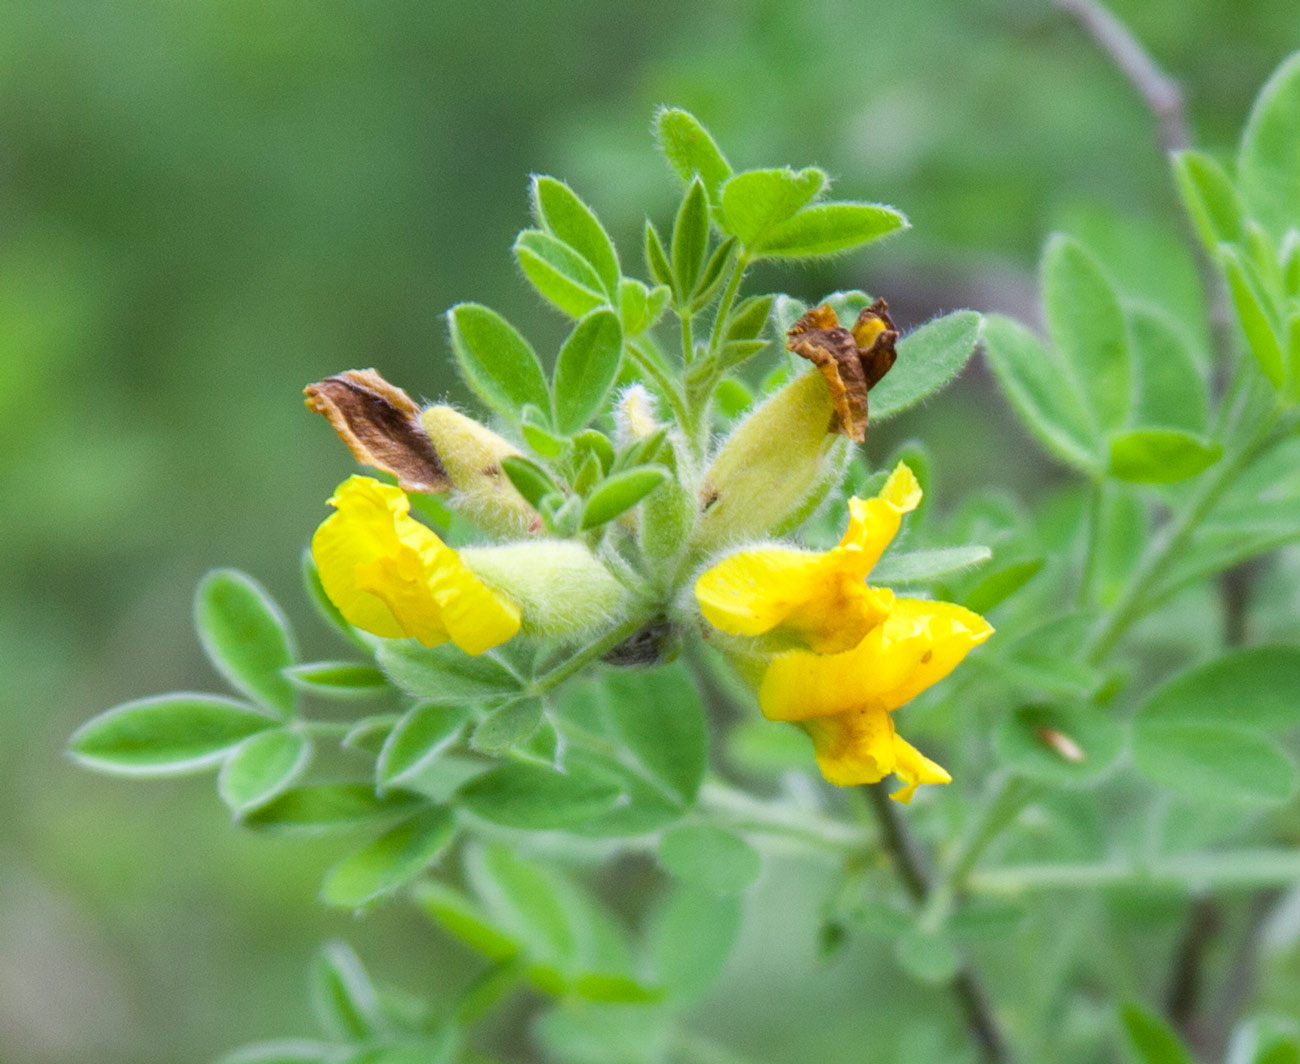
3,1,1298,1061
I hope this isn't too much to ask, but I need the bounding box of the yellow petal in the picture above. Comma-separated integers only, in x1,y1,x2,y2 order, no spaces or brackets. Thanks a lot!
838,462,922,573
877,598,994,711
889,734,952,804
801,704,896,786
800,705,951,800
758,607,932,722
695,547,893,653
695,547,827,637
311,475,519,654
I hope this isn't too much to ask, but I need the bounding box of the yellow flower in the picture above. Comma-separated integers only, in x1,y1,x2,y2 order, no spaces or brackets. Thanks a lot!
312,475,520,654
694,463,921,654
694,462,993,801
761,599,993,800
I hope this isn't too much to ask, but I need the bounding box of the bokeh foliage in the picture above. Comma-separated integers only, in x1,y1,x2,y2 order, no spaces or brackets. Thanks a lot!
4,2,1300,1063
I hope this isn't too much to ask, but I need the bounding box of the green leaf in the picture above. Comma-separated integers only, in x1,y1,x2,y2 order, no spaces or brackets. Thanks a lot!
1131,723,1297,806
672,178,709,298
1238,52,1300,242
872,545,991,585
617,278,660,335
375,642,523,705
1121,1002,1195,1064
466,842,578,973
413,880,519,961
643,221,674,295
514,229,608,318
520,404,567,458
654,107,732,205
311,941,384,1042
869,310,982,421
648,884,741,1002
219,729,312,815
600,663,706,805
1042,234,1131,431
719,167,826,249
342,715,399,757
244,784,420,831
723,293,773,344
1222,246,1286,387
758,201,908,258
1128,307,1209,432
580,466,668,529
321,807,456,909
1172,150,1244,253
994,704,1122,785
962,558,1045,614
69,694,277,776
983,313,1101,473
553,309,624,435
470,698,544,754
658,825,760,895
532,176,620,294
500,455,562,510
377,702,474,791
195,569,296,716
1108,428,1222,483
447,303,551,421
284,661,388,699
691,236,738,311
1138,647,1300,732
457,759,624,829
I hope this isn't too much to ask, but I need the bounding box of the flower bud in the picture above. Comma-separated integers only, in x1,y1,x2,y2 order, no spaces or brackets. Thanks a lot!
693,371,846,551
420,405,540,538
459,541,632,638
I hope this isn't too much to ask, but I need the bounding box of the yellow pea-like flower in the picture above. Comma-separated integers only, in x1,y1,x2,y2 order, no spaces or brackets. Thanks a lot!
694,462,921,654
694,462,993,801
312,475,520,655
761,599,992,801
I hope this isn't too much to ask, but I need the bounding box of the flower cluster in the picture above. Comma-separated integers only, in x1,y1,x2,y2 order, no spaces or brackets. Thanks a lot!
695,463,992,802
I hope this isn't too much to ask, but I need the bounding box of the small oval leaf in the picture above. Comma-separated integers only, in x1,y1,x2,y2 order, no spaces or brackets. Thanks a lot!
195,569,296,715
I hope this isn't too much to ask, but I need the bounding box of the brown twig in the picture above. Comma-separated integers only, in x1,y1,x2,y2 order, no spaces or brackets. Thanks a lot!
1052,0,1190,153
865,785,1010,1063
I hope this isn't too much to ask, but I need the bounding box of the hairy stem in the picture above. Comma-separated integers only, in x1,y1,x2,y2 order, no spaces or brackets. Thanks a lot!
865,784,1010,1063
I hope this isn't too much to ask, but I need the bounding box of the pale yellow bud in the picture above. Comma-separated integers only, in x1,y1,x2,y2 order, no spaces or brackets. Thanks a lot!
459,541,632,638
693,371,846,551
420,405,539,538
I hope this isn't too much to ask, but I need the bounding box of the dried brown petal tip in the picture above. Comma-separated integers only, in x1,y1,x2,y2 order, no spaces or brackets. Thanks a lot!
1034,725,1086,764
785,300,899,442
304,369,450,494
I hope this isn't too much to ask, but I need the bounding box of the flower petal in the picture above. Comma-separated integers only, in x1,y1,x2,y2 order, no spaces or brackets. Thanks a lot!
838,462,922,572
695,548,826,638
889,734,952,804
311,475,519,654
801,704,896,786
877,598,994,711
758,608,932,722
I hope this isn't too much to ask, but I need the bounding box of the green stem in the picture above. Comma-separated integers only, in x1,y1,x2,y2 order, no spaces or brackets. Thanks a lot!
681,309,697,364
1077,477,1107,609
923,776,1041,928
971,849,1300,895
707,253,749,352
1083,401,1285,663
698,780,870,852
297,719,355,738
864,784,1010,1064
628,339,691,428
528,612,658,695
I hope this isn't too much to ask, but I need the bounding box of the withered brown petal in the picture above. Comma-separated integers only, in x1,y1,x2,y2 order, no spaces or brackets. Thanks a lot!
304,369,450,494
854,299,899,390
786,304,871,442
